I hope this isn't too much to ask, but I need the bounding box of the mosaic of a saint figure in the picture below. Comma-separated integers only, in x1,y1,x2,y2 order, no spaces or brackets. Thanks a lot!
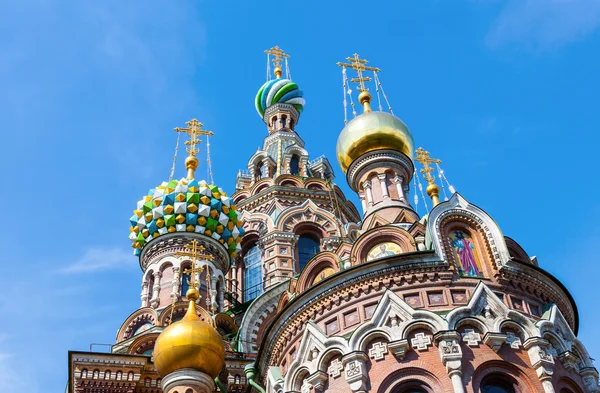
367,242,402,261
449,230,483,277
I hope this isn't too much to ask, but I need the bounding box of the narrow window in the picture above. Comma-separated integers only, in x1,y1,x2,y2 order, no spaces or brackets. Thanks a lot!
297,234,320,272
243,243,263,302
290,155,300,175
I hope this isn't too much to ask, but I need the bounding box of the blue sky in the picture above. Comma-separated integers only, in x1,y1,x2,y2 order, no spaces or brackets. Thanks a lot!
1,1,599,391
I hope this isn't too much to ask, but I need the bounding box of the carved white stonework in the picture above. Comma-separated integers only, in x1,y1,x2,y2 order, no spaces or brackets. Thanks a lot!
389,339,410,360
328,358,343,379
368,342,388,361
301,379,311,393
461,329,482,346
505,332,522,349
411,333,432,351
342,352,369,393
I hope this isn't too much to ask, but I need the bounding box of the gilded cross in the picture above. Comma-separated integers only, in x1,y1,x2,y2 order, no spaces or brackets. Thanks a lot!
414,147,441,185
337,53,380,92
264,45,290,77
174,240,214,290
174,119,214,156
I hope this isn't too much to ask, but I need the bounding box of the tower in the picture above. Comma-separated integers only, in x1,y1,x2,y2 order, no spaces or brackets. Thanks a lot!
229,47,361,318
336,54,419,229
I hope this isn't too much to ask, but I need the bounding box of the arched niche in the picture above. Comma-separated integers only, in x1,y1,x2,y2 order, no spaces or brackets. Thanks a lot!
351,225,416,265
378,367,445,393
472,360,538,393
295,251,340,293
440,218,494,279
116,307,158,343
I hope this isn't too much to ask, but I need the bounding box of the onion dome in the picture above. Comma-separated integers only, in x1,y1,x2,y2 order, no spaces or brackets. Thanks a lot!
255,78,305,118
336,110,414,174
153,288,225,378
128,177,245,257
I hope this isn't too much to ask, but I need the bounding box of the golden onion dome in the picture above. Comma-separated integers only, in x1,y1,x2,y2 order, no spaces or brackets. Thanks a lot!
153,288,225,378
336,111,414,174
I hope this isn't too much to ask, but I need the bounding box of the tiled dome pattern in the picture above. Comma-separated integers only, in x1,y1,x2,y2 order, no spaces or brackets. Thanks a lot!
129,178,245,258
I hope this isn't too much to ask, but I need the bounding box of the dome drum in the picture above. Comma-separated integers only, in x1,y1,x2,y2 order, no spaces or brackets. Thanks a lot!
263,103,300,127
139,233,232,274
346,149,414,192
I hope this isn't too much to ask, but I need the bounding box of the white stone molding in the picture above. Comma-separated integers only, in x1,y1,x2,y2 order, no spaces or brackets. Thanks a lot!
283,322,350,393
327,358,343,379
342,351,369,393
150,270,162,308
505,332,522,349
411,333,432,351
436,331,465,393
368,342,388,361
348,290,445,353
140,281,149,308
483,332,507,352
362,180,373,207
581,368,600,393
161,368,215,393
426,193,511,269
170,266,180,302
393,175,406,202
388,339,410,360
447,282,537,339
358,192,367,215
461,329,482,346
524,337,555,393
306,370,328,393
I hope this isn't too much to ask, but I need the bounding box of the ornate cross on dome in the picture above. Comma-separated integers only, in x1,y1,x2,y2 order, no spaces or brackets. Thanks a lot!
337,53,380,92
415,147,442,207
265,46,290,79
174,240,214,290
174,119,214,157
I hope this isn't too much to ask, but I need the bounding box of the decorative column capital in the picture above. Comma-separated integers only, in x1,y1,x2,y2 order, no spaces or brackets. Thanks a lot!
362,180,372,189
388,339,410,360
483,332,507,352
435,331,463,373
342,351,369,393
524,337,555,381
580,367,600,393
393,174,404,184
377,173,387,181
306,370,328,392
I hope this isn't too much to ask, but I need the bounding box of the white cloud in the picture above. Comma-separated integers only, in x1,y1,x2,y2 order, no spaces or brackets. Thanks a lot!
486,0,600,50
61,247,134,273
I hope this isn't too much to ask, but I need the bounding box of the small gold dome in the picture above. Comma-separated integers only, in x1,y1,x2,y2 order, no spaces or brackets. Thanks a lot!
336,111,414,174
153,294,225,378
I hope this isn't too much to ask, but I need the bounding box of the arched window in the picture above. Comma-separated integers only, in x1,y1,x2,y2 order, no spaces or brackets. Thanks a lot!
181,265,191,297
116,371,122,380
81,369,88,378
391,382,430,393
127,372,134,381
481,374,516,393
243,243,263,302
104,370,111,380
93,370,99,379
281,115,288,128
290,155,300,175
298,234,320,272
147,273,155,300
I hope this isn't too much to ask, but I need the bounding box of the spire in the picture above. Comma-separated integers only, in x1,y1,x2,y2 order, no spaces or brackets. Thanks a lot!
337,53,381,114
174,119,214,179
414,147,442,207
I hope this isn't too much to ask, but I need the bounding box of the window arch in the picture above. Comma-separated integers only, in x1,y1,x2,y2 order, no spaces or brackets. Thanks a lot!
104,370,111,380
297,234,320,272
480,374,517,393
116,371,122,380
81,369,88,378
392,382,431,393
290,155,300,175
243,243,263,302
180,264,191,297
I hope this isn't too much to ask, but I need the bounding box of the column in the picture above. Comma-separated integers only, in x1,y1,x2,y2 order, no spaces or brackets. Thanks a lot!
171,266,180,302
377,174,389,199
436,332,465,393
140,281,149,308
211,275,219,312
150,271,162,308
342,351,369,393
362,180,373,207
393,175,407,203
358,192,367,214
524,338,556,393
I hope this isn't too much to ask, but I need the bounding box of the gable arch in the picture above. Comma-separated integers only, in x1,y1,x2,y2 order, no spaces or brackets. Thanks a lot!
428,193,510,270
275,200,341,237
116,307,158,342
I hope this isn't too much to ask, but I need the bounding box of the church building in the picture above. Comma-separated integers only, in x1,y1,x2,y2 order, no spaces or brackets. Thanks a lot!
67,47,599,393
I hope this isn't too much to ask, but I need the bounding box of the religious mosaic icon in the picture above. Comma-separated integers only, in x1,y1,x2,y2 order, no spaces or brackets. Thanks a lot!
449,230,483,277
367,242,402,261
312,267,335,285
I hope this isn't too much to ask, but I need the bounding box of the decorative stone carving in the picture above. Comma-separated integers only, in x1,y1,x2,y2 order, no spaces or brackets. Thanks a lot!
558,351,580,372
411,332,432,351
435,331,465,393
581,368,600,393
342,352,369,393
483,332,507,352
388,339,410,360
505,332,522,349
306,370,328,392
461,329,481,347
307,346,320,362
524,337,555,392
327,358,343,379
301,378,311,393
368,342,388,361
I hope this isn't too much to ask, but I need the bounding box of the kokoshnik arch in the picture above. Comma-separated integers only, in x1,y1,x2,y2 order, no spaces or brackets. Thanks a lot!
67,46,599,393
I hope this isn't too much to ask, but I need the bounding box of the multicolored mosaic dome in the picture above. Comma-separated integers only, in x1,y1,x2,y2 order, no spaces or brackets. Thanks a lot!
255,78,305,117
129,178,245,258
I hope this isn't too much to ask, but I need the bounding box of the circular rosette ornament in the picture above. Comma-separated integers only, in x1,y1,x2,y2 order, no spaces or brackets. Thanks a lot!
128,178,245,258
255,78,305,117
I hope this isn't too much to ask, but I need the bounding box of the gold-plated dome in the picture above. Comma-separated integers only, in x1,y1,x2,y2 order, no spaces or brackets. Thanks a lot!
153,289,225,378
336,111,414,174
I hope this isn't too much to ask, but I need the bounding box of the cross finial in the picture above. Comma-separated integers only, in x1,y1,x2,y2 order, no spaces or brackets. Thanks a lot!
174,119,214,157
337,53,380,92
414,147,442,207
265,45,290,79
174,240,215,295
